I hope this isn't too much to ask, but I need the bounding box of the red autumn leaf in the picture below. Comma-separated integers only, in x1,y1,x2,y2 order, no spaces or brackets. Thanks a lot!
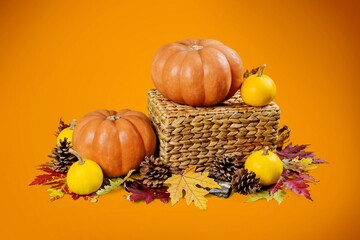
269,175,286,195
277,143,312,159
283,177,312,201
37,166,56,174
29,174,57,186
275,170,313,200
55,118,70,137
124,181,169,204
277,143,327,164
270,169,315,201
298,172,316,182
29,167,66,186
153,187,171,204
312,158,327,164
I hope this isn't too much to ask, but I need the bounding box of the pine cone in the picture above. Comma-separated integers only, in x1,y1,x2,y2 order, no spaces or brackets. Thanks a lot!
231,168,261,195
209,155,244,182
140,156,171,188
48,138,77,173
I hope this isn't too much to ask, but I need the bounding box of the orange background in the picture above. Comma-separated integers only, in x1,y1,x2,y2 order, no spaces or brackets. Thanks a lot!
1,0,359,239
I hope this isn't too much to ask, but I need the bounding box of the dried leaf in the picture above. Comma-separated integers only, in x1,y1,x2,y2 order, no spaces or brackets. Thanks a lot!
56,118,70,137
243,66,260,78
29,167,67,187
283,177,312,201
312,158,327,164
124,180,170,204
277,143,326,164
282,157,318,173
271,169,314,201
164,166,220,210
29,171,65,186
96,169,135,196
300,158,318,171
269,175,286,195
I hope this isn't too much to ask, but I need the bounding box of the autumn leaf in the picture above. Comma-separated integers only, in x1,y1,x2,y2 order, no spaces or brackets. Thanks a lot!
243,66,260,78
30,118,96,202
96,169,135,196
29,167,66,186
277,143,327,164
47,188,64,201
300,158,318,171
247,191,272,202
124,180,170,204
247,190,286,204
55,118,70,137
273,189,287,204
164,166,220,210
282,157,318,173
270,169,315,201
283,177,312,201
269,176,286,195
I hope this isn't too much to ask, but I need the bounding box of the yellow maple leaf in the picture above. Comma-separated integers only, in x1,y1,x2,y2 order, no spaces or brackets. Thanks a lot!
164,166,220,210
300,158,318,171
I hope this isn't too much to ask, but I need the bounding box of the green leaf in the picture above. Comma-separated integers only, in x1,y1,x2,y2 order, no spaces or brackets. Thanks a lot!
47,188,64,198
273,189,286,204
247,190,286,204
96,169,135,196
247,191,272,203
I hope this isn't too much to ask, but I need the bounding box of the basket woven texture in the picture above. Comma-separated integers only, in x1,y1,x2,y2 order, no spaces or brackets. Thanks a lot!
148,89,282,173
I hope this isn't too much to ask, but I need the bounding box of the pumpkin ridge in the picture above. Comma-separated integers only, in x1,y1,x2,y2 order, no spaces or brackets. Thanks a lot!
197,49,206,106
210,46,232,101
198,47,230,105
179,50,205,106
119,116,147,155
162,50,187,104
159,49,180,96
94,120,122,177
73,118,103,161
178,51,193,105
208,45,244,100
152,44,182,95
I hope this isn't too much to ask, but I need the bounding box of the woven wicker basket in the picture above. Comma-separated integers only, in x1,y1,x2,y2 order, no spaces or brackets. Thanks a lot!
148,89,284,173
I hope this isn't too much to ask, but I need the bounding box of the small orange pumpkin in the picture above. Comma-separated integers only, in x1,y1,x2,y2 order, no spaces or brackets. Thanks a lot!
151,38,244,106
72,109,156,177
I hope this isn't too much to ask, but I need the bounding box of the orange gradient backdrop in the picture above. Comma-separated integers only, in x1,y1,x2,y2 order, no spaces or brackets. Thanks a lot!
1,1,359,239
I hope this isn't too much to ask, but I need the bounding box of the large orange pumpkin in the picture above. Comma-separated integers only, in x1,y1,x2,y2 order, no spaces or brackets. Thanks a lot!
72,109,156,177
151,38,244,106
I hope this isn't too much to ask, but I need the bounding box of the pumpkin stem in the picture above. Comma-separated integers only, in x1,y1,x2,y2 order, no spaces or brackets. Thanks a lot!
106,115,120,121
263,146,269,155
69,148,85,165
257,64,267,77
69,119,77,130
190,45,203,51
